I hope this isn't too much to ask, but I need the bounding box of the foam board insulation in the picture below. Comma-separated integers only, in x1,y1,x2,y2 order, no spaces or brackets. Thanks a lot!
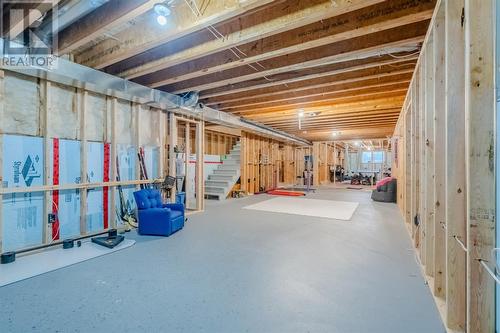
51,82,79,140
54,139,81,239
2,135,44,251
3,72,40,136
86,142,104,233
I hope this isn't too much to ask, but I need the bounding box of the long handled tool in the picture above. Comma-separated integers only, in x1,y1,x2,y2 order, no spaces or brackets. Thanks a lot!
116,155,137,230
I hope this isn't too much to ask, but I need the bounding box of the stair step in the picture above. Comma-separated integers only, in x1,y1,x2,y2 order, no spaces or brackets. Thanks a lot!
219,164,240,171
223,159,240,165
209,175,235,181
205,186,225,194
205,180,230,187
213,169,238,175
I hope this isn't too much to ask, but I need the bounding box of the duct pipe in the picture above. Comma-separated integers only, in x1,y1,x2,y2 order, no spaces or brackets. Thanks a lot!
0,39,311,146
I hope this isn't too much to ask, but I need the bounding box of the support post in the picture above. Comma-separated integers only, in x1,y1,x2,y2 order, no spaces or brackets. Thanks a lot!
195,121,204,211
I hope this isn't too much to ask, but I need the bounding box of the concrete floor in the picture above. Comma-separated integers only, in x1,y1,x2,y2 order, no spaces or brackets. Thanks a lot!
0,188,445,333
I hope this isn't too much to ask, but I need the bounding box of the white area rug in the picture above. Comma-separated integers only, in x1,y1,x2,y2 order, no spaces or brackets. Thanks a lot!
0,239,135,287
244,197,359,221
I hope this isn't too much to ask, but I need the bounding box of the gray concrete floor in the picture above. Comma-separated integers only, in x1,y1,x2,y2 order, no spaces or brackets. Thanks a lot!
0,188,445,333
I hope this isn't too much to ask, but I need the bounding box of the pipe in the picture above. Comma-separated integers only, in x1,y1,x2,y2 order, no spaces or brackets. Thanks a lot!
0,38,310,146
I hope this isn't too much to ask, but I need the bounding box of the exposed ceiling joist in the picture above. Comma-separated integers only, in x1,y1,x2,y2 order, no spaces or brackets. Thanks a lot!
122,0,432,86
210,72,413,109
199,56,418,99
115,0,388,80
57,0,158,54
162,21,429,93
75,0,277,68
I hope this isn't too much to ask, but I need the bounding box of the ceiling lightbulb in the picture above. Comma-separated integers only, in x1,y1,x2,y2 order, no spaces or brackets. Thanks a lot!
298,110,304,117
354,141,360,146
154,3,171,26
157,15,167,25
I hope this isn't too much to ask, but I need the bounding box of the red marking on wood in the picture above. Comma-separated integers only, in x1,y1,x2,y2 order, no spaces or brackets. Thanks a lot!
52,138,60,240
103,142,110,229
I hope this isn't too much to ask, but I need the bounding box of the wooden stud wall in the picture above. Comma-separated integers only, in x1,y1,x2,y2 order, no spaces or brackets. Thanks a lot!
240,132,298,194
392,1,496,331
204,130,239,155
0,69,181,251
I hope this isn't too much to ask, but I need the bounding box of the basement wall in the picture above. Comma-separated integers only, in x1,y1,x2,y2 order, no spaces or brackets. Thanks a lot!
240,131,298,194
0,69,169,252
391,1,496,332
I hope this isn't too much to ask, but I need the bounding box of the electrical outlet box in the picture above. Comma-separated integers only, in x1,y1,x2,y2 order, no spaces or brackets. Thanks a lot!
48,213,57,224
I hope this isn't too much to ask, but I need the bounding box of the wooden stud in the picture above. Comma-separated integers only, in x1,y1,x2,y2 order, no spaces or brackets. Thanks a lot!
433,5,446,298
185,122,191,209
109,98,117,229
168,112,177,199
464,1,496,331
80,90,88,235
445,0,467,329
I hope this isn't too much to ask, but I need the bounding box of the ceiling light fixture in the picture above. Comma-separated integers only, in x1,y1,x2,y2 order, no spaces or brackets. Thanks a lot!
154,2,172,26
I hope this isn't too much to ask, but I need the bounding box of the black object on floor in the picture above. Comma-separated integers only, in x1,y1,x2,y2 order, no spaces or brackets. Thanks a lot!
91,229,124,249
1,251,15,264
63,239,74,249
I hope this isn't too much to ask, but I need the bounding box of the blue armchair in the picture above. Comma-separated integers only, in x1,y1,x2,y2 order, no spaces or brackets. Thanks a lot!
133,189,185,236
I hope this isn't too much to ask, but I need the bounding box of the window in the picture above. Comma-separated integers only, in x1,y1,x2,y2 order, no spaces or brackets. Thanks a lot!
361,151,372,163
373,151,384,163
361,151,384,164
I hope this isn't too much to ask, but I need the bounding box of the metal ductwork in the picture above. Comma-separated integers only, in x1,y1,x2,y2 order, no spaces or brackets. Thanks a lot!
0,39,311,146
35,0,112,45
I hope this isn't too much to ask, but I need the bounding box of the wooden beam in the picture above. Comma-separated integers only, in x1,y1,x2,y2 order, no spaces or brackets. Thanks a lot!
243,97,405,118
168,112,177,199
425,31,435,277
57,0,157,55
216,80,411,112
445,0,467,329
126,0,432,84
432,5,446,298
232,91,407,115
200,56,418,99
211,70,413,108
75,0,277,68
464,1,496,332
79,90,88,235
162,22,428,93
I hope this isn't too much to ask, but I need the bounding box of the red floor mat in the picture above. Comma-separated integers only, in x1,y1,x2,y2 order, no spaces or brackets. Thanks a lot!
266,190,305,196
